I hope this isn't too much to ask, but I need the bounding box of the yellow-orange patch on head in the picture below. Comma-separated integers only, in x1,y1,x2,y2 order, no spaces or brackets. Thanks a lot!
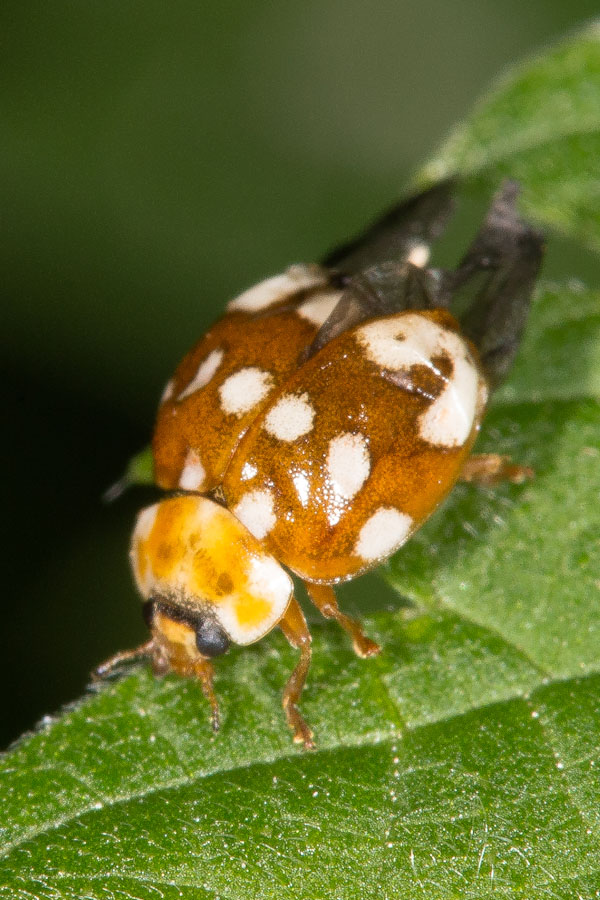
234,596,272,629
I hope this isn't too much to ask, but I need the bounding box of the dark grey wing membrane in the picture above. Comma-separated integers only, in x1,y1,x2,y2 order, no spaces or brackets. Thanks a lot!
442,180,544,389
322,178,456,276
311,179,544,391
308,261,443,357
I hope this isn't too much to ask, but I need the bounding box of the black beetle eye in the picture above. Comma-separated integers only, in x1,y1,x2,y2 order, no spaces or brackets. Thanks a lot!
196,617,230,658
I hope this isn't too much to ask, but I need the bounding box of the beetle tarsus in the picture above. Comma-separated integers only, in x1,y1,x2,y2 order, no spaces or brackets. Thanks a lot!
195,659,220,734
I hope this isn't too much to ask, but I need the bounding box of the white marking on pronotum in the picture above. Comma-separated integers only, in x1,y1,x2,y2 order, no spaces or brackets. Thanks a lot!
297,290,343,326
406,243,430,268
264,392,315,442
219,367,273,417
177,348,224,401
133,504,159,543
227,264,328,313
178,450,206,491
130,503,160,594
160,379,175,403
354,507,413,562
215,554,292,645
356,313,482,447
326,432,370,500
233,489,277,540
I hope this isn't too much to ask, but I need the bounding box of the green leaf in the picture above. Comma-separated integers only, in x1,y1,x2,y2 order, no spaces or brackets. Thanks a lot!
3,26,600,900
421,20,600,251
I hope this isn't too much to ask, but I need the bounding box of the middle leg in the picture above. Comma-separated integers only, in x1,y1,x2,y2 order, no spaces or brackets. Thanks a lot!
304,582,380,658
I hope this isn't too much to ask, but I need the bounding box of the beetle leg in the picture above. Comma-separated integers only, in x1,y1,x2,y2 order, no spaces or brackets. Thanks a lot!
461,453,534,486
92,639,156,680
279,597,314,749
193,658,220,733
305,582,380,658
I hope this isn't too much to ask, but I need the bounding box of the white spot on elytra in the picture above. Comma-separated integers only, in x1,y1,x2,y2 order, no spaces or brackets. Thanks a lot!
327,432,370,500
177,348,224,401
264,393,315,442
297,290,343,326
356,313,483,447
241,461,258,481
406,243,430,268
219,367,273,417
354,507,413,562
178,450,206,491
292,471,311,506
227,265,328,313
233,489,277,540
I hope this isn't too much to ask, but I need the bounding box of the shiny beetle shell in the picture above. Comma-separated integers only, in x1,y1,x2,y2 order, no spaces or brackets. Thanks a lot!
97,180,544,748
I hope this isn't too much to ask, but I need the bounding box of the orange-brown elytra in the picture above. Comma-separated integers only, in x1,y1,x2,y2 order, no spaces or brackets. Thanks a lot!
97,180,543,747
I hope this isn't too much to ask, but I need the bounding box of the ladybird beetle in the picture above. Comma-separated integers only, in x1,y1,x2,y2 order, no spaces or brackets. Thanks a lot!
96,180,543,748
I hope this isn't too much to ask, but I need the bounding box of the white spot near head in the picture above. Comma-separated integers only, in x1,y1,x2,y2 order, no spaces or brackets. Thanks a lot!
177,348,224,401
297,290,343,326
326,432,370,500
264,393,315,442
233,489,277,540
133,504,159,543
160,379,174,404
406,243,430,268
178,450,206,491
227,264,328,313
241,461,258,481
219,367,273,417
356,313,482,447
354,507,413,562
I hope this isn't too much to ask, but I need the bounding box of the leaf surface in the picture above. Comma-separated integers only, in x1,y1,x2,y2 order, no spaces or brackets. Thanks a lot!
422,21,600,251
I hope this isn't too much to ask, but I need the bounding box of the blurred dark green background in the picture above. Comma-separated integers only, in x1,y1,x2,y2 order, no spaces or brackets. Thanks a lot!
3,1,599,749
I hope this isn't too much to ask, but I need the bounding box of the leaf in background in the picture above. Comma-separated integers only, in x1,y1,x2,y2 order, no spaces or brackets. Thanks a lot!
3,24,600,900
422,20,600,251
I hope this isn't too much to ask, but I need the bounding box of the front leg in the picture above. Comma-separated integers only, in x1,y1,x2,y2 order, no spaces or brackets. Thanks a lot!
460,452,533,486
93,639,156,679
279,597,314,749
304,582,380,658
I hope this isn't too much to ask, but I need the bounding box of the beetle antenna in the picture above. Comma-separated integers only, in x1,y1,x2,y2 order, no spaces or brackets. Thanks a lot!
102,446,155,504
102,474,130,504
